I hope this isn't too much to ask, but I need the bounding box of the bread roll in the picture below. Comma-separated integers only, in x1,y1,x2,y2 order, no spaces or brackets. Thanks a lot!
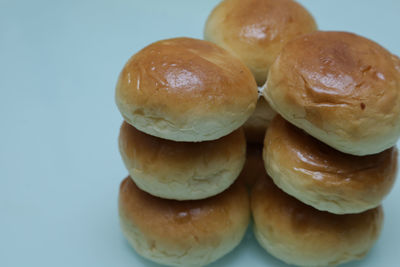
264,115,397,214
204,0,317,85
119,177,250,267
116,37,258,142
264,31,400,155
119,122,246,200
251,175,384,266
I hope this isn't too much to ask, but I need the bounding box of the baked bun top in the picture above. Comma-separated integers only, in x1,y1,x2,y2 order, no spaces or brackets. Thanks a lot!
252,175,383,236
118,122,246,200
264,31,400,155
251,175,384,266
263,115,397,214
119,177,250,248
204,0,317,85
116,37,258,141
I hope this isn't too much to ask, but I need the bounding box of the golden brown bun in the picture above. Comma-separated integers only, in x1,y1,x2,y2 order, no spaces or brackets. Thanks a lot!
251,175,384,266
204,0,317,85
119,177,250,267
118,122,246,200
264,115,397,214
238,144,265,189
243,96,276,143
115,37,258,142
264,31,400,155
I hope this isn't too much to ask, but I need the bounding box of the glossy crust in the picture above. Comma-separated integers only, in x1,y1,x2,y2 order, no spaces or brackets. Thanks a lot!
243,96,276,144
119,122,246,200
264,31,400,155
264,116,397,214
251,176,384,266
119,178,250,267
115,37,258,142
238,144,265,189
204,0,317,85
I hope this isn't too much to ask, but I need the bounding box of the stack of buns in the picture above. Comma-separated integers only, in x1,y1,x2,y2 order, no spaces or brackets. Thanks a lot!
115,37,258,266
256,31,399,266
204,0,399,266
115,0,400,266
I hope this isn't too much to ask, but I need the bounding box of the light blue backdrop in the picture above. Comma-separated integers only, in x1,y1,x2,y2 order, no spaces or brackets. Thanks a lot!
1,0,399,266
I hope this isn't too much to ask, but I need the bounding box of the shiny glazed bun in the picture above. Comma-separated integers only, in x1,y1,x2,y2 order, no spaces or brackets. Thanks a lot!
119,177,250,267
264,116,397,214
251,176,384,266
119,122,246,200
115,37,258,142
204,0,317,85
238,144,265,189
243,96,276,143
264,31,400,155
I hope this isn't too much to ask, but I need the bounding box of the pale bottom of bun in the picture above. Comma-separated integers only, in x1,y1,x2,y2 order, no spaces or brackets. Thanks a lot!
252,177,383,267
129,165,242,200
119,100,255,142
263,93,398,156
244,97,276,143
